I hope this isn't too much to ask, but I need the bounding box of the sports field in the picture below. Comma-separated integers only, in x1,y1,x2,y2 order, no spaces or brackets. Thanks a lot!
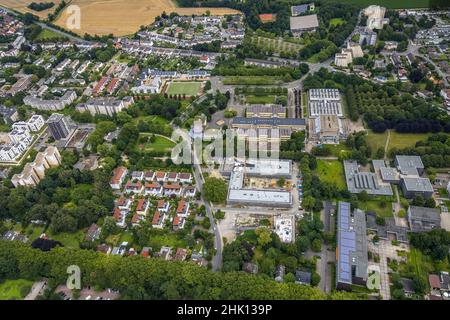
0,0,62,19
53,0,241,36
166,81,202,97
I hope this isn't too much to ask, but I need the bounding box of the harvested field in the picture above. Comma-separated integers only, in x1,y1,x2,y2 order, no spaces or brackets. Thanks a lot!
0,0,62,19
53,0,241,36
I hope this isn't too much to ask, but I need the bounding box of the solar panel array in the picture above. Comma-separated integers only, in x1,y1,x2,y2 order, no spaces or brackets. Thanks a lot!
337,202,354,284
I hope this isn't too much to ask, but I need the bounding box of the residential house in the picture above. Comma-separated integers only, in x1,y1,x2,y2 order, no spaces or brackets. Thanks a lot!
110,166,128,190
136,198,150,216
144,182,163,196
176,200,190,217
179,172,193,184
295,270,312,285
163,183,182,196
85,223,100,242
124,181,143,194
157,200,170,213
152,211,166,229
144,171,155,181
173,248,188,261
156,171,167,182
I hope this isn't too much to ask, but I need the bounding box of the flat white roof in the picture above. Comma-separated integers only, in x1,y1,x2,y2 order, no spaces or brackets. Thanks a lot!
228,189,292,204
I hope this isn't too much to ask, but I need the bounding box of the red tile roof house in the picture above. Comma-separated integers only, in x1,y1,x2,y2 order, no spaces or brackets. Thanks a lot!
183,185,197,198
144,171,155,181
163,183,182,196
176,200,190,217
141,247,151,258
428,274,441,297
117,196,132,210
167,172,178,182
136,198,150,215
157,199,170,213
144,182,163,196
124,181,143,194
131,213,144,226
178,172,192,184
155,171,167,182
97,244,112,255
172,215,185,231
131,171,145,181
113,208,127,228
152,210,166,229
110,166,128,190
85,223,100,242
173,248,188,261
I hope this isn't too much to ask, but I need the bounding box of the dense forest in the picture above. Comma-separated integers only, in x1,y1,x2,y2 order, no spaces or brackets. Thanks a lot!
0,241,360,300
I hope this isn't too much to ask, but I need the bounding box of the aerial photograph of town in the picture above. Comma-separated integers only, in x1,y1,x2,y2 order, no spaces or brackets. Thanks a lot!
0,0,449,311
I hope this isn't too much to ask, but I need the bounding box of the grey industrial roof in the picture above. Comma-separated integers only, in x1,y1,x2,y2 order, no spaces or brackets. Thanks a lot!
395,155,424,176
344,160,393,196
290,14,319,31
366,212,408,243
337,202,368,285
402,177,434,192
295,270,312,284
408,206,441,223
232,117,306,127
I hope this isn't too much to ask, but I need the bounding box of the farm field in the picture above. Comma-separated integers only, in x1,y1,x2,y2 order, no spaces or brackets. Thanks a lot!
0,0,62,19
165,81,202,97
0,279,33,300
53,0,241,36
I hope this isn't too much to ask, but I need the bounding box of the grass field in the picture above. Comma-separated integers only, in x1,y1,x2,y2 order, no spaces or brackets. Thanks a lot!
0,0,62,19
315,160,346,190
250,36,303,55
53,0,241,36
0,279,33,300
223,76,284,85
46,229,85,248
35,29,65,41
358,198,393,218
140,134,175,152
366,130,432,157
245,95,277,104
329,18,345,27
166,81,202,97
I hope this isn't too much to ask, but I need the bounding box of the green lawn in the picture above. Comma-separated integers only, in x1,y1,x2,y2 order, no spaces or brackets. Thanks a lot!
35,29,65,41
166,82,202,96
140,134,175,152
325,0,432,9
366,130,432,157
388,131,432,150
329,18,345,27
0,279,33,300
46,230,85,249
147,232,188,251
358,198,393,218
223,76,284,85
245,95,277,104
315,160,346,189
